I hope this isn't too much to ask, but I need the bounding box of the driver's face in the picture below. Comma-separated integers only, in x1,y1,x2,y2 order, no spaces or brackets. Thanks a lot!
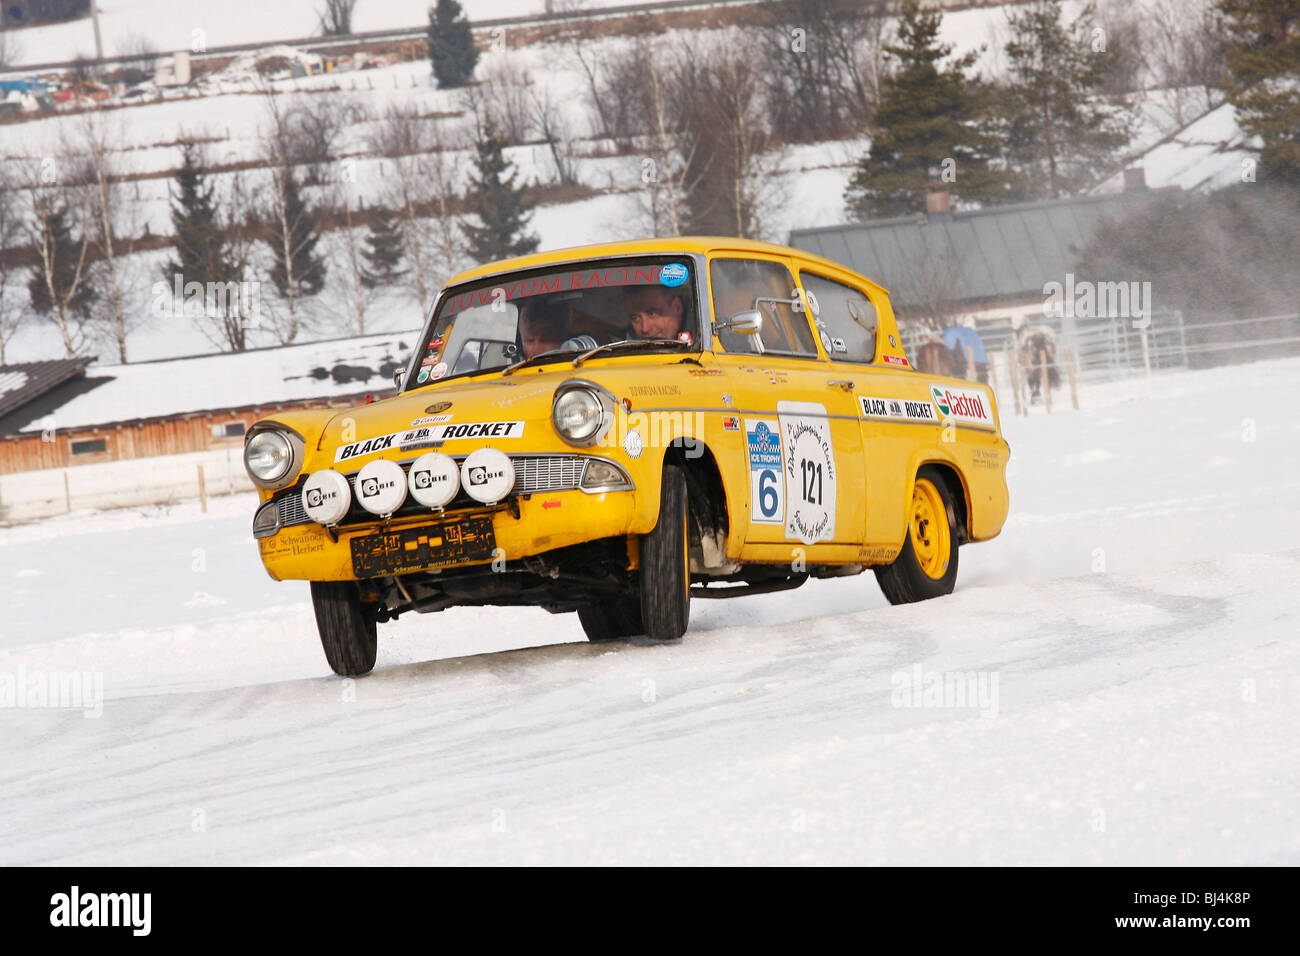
627,287,684,340
520,317,565,358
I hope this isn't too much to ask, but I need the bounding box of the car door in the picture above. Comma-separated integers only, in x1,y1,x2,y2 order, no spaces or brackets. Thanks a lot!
707,254,866,558
795,267,919,554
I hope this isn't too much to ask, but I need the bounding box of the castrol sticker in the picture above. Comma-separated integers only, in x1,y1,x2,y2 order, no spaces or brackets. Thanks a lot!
928,384,994,428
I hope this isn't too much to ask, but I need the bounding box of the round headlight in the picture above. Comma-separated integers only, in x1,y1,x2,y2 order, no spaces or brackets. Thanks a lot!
553,388,604,443
245,430,293,482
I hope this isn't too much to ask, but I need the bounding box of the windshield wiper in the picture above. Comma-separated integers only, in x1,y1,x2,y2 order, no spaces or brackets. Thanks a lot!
571,338,692,367
501,347,587,376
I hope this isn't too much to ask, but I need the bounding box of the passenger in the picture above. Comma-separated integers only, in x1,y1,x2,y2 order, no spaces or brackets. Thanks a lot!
517,298,569,359
625,284,687,341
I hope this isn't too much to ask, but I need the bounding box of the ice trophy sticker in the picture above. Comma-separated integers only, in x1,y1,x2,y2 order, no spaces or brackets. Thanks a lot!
745,418,784,525
777,401,836,544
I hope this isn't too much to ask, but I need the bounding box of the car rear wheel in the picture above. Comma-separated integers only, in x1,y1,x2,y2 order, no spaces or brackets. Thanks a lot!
639,463,691,641
874,466,959,605
577,597,644,642
310,581,378,676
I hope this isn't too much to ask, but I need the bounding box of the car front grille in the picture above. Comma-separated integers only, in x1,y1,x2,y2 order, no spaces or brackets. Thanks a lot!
515,455,586,493
274,454,597,528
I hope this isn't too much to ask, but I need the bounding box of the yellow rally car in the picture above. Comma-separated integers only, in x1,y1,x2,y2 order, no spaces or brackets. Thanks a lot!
244,238,1010,675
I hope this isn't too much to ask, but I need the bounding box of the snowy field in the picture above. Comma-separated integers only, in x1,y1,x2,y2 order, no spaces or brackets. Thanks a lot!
1,356,1297,865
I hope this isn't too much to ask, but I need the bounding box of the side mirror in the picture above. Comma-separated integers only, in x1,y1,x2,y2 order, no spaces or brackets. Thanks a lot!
393,368,405,388
716,309,763,335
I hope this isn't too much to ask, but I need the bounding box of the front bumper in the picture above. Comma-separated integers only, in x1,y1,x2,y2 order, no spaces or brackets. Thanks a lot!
256,485,649,582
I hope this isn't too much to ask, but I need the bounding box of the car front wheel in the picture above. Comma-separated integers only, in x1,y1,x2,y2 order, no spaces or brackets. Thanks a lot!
310,581,379,676
874,466,959,605
638,463,691,641
577,597,644,642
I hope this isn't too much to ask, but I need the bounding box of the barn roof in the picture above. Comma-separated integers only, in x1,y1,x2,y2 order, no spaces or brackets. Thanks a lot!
0,331,418,438
0,358,95,423
788,191,1161,311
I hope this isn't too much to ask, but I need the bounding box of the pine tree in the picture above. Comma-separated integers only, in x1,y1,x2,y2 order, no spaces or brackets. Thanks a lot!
361,206,407,289
844,1,1003,219
1219,0,1300,187
996,0,1131,200
428,0,478,89
463,126,539,264
265,168,327,301
167,144,228,288
27,203,96,322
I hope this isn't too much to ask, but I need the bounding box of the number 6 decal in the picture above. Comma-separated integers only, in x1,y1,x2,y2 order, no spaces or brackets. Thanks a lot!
745,419,784,525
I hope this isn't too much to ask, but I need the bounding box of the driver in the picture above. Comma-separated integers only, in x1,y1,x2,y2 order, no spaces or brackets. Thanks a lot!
518,297,570,359
625,284,687,341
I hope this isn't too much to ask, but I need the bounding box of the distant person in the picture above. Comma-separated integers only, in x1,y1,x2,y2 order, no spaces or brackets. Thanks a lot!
625,284,687,341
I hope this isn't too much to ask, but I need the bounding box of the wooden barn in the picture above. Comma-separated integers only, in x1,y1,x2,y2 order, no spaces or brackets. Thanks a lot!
0,333,416,477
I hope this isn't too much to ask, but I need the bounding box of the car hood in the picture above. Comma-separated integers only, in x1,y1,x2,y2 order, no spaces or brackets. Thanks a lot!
308,358,720,471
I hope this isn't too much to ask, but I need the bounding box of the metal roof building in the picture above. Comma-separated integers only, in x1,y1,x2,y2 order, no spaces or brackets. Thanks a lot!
788,189,1160,314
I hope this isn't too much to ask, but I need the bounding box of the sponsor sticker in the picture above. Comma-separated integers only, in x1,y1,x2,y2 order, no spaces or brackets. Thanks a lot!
416,367,430,384
722,415,740,432
429,420,525,441
929,383,994,428
336,421,525,462
745,418,784,525
410,414,453,427
430,362,449,380
778,400,837,544
882,354,910,367
661,262,689,287
335,433,398,463
858,395,938,423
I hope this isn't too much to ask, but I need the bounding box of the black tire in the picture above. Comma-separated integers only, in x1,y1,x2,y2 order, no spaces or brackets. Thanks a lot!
310,581,378,676
577,597,644,642
874,466,960,605
639,463,691,641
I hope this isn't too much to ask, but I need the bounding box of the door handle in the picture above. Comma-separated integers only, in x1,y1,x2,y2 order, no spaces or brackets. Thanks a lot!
828,380,855,392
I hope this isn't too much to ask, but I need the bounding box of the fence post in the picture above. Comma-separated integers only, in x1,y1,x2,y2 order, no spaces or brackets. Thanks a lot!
63,469,71,514
1041,353,1052,414
1140,326,1152,380
1066,345,1080,411
1006,347,1023,417
197,464,207,513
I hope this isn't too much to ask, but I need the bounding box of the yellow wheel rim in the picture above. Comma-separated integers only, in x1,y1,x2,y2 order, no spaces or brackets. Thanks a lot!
909,478,951,580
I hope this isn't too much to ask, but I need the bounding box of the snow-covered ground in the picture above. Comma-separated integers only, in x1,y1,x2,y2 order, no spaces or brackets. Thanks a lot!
1,356,1297,865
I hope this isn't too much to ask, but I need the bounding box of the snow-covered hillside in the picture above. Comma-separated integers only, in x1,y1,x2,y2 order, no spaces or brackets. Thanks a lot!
2,357,1296,865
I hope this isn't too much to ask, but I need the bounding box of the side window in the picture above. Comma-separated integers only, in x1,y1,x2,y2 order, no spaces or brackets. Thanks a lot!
799,272,878,364
710,258,817,356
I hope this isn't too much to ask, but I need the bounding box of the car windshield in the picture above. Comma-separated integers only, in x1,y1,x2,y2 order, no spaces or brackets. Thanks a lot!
409,256,700,386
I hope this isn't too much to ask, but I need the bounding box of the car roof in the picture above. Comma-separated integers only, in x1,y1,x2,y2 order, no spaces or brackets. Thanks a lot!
442,236,889,296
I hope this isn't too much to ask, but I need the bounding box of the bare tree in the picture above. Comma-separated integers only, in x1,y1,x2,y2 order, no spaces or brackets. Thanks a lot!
258,88,329,343
681,37,778,239
318,0,358,36
0,166,25,364
629,36,694,236
530,81,580,186
480,56,535,146
370,103,464,310
0,28,23,71
22,153,98,358
70,113,145,362
115,30,160,82
217,166,263,350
